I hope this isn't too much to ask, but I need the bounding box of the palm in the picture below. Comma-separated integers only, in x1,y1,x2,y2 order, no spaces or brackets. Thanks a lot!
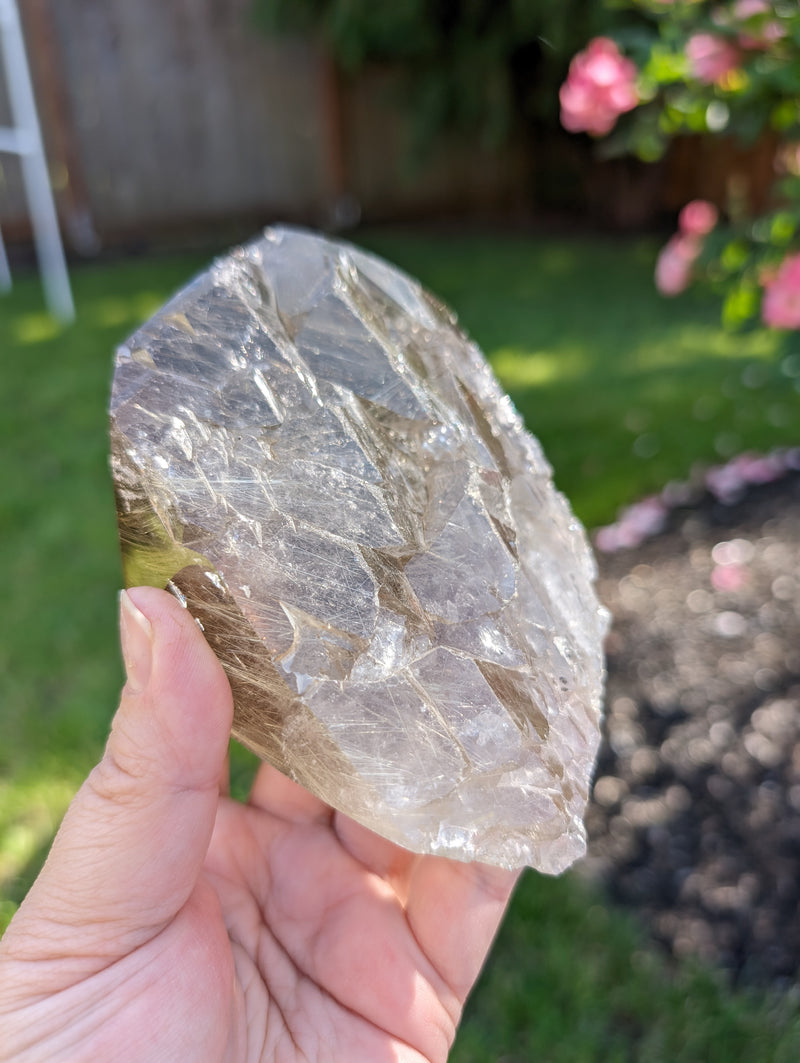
0,591,517,1063
188,764,514,1062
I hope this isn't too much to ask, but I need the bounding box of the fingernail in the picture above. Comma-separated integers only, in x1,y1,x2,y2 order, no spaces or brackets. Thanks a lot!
119,589,153,694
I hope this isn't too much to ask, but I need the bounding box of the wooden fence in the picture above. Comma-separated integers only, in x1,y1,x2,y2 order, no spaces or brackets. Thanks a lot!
0,0,524,249
0,0,783,249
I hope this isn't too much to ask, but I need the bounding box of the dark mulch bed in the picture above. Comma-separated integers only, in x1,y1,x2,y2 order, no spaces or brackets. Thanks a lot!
584,472,800,988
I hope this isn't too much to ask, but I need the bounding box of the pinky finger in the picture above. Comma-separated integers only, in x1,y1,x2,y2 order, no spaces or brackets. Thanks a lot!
404,856,520,1006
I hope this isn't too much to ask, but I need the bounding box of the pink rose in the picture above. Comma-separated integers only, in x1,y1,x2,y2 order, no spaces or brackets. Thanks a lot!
686,33,741,85
762,253,800,329
733,0,785,48
734,0,770,16
655,234,701,296
678,200,719,237
560,38,639,137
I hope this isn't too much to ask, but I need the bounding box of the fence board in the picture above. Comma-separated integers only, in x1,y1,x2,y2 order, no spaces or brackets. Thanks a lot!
4,0,328,237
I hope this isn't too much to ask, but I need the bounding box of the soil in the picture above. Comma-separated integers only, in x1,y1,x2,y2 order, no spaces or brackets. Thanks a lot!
584,472,800,988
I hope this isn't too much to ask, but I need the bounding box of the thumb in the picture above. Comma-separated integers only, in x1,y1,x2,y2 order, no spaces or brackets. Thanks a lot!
8,586,233,966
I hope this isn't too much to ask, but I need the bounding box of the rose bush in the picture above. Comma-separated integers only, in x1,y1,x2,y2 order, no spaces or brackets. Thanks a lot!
762,252,800,328
685,31,740,84
560,1,800,334
559,38,639,136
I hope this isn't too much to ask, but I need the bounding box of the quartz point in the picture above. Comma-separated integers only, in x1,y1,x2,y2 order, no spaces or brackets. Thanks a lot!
109,226,607,873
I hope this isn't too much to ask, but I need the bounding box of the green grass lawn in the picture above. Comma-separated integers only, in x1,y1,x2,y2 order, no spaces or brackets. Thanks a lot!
1,229,799,1059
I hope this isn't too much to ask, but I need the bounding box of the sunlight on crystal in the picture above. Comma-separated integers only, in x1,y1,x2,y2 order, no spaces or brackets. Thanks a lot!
110,227,608,873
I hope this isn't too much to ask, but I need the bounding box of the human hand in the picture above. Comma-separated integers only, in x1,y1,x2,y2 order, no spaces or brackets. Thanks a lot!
0,587,518,1062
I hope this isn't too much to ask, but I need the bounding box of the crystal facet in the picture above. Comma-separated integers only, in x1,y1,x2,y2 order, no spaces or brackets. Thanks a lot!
109,227,608,872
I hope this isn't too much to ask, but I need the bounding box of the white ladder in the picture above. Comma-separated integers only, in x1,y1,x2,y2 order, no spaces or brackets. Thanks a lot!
0,0,74,321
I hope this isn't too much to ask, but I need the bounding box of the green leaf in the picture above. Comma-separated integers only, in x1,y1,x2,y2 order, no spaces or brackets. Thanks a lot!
720,240,750,272
643,45,688,85
771,212,798,245
722,285,759,329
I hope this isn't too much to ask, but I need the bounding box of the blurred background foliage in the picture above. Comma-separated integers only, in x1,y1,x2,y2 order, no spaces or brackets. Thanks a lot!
252,0,631,161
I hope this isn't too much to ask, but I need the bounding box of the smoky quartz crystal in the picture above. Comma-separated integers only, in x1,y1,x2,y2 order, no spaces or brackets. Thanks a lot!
110,227,607,872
